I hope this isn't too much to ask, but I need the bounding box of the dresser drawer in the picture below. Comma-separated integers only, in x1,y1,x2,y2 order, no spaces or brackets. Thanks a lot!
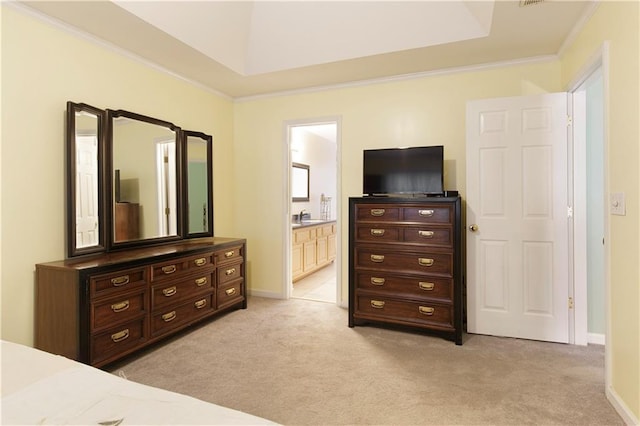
151,271,215,311
356,225,401,242
217,281,244,310
91,318,146,364
356,225,452,248
215,245,244,264
91,289,147,331
403,226,452,247
355,205,401,222
150,253,215,282
151,294,215,336
402,206,451,224
218,261,243,285
355,247,453,276
355,295,454,331
90,267,147,298
356,272,453,302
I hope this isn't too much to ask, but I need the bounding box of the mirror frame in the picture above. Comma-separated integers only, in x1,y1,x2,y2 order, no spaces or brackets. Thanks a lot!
105,109,183,250
183,130,214,238
66,102,106,258
66,102,216,258
292,162,310,202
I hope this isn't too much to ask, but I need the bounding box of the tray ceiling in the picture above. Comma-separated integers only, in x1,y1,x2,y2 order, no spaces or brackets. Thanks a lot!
17,0,596,98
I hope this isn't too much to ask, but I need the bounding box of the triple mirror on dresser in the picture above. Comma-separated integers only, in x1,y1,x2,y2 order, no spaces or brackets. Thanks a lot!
67,102,214,257
37,102,246,368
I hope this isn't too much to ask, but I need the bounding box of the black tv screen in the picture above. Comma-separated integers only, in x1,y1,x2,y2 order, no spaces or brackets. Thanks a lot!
363,146,444,196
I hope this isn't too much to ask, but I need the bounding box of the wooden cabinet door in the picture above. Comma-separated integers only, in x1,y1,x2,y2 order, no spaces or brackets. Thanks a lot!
303,241,316,272
292,243,303,279
317,235,328,265
328,233,336,261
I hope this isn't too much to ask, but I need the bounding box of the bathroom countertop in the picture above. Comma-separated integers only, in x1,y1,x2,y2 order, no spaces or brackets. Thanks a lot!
291,219,336,229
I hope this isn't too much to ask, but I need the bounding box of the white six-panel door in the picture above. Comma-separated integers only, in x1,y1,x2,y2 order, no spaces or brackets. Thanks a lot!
466,93,570,343
75,135,99,248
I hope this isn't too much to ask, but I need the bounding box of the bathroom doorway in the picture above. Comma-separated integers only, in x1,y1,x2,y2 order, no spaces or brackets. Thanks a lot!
285,118,340,304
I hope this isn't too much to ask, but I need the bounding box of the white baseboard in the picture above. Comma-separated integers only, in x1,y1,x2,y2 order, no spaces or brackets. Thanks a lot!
587,333,606,345
247,289,283,299
606,386,639,425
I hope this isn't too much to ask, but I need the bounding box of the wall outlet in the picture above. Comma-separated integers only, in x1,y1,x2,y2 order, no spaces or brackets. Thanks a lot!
610,192,626,216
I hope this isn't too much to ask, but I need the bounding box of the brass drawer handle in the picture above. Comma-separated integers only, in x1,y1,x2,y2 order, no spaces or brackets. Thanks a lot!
419,282,435,291
419,306,435,316
225,288,236,296
162,286,177,297
370,254,385,263
194,299,207,309
370,277,385,286
161,265,177,274
195,277,208,286
224,250,235,258
419,209,435,217
111,300,130,312
370,208,385,217
370,229,385,236
225,267,236,276
419,258,434,267
162,311,177,322
111,329,129,343
194,257,207,266
370,300,385,309
110,275,129,287
418,230,434,238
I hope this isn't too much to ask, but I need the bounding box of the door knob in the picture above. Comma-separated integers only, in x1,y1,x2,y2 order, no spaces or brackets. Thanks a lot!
469,224,479,232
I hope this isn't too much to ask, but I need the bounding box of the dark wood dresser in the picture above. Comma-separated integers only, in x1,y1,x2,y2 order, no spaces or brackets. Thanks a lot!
35,237,246,367
348,197,464,344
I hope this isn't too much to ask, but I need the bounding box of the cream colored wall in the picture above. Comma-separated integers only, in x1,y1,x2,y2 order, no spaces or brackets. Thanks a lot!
0,5,234,345
233,60,562,300
560,1,639,419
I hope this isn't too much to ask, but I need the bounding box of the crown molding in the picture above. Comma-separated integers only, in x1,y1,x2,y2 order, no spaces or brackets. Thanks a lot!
5,1,232,101
234,55,559,103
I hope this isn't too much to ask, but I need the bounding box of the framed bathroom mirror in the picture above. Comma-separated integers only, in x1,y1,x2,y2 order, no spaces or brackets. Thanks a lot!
66,102,106,258
107,110,182,248
292,162,310,202
183,130,213,237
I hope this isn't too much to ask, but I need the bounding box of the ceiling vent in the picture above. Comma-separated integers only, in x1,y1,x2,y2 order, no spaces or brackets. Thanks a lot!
520,0,545,6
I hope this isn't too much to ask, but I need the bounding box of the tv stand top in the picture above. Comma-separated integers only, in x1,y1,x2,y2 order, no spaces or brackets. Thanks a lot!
364,190,458,198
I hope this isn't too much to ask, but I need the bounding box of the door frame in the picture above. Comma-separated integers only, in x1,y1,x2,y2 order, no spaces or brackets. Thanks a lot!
282,116,343,304
566,42,610,377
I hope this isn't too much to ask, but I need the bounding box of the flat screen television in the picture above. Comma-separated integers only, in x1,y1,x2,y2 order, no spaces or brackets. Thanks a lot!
363,145,444,196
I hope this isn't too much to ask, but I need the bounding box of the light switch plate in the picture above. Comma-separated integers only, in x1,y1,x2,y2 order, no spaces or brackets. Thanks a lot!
610,192,626,216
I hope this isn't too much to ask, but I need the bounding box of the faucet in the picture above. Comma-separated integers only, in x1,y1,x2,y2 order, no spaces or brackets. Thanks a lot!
298,209,307,223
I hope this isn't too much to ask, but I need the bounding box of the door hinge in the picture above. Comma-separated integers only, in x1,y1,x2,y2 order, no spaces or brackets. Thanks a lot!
567,115,573,126
568,297,574,309
567,206,573,217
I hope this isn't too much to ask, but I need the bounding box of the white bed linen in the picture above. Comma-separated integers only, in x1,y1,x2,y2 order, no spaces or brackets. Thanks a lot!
1,340,276,425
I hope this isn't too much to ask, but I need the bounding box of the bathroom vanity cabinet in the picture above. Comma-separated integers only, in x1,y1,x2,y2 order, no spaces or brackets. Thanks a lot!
292,221,336,282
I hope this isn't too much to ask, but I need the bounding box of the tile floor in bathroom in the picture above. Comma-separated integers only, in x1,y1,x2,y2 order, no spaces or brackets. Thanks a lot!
291,261,336,303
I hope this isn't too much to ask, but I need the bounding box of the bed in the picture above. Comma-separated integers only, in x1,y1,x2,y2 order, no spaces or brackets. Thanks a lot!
1,340,276,425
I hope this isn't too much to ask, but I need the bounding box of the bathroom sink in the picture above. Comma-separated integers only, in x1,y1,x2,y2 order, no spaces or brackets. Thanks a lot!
301,219,326,223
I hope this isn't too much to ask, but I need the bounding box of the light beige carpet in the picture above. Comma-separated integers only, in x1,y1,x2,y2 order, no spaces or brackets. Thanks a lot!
109,296,622,425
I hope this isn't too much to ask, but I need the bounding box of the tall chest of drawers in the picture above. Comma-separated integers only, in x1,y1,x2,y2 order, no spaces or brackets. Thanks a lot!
35,237,246,367
348,197,464,345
